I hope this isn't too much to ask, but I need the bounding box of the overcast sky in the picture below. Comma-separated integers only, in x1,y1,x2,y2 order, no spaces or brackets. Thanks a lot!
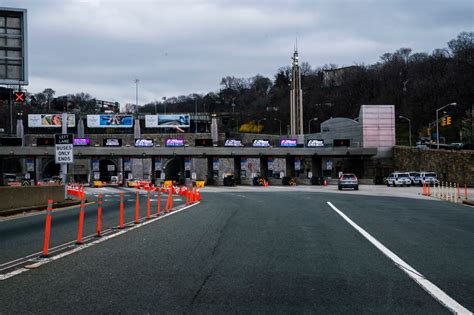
3,0,473,107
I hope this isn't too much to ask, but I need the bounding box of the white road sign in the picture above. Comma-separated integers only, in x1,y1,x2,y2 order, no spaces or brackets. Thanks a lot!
55,144,74,164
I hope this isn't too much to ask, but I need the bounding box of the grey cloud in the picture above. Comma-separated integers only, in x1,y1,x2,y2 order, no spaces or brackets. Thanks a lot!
3,0,472,106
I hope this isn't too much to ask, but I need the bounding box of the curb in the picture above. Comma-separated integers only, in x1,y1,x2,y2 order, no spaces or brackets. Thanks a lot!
0,199,85,217
462,199,474,206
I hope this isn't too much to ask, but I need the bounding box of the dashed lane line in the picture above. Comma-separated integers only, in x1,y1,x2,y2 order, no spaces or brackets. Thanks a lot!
326,201,471,315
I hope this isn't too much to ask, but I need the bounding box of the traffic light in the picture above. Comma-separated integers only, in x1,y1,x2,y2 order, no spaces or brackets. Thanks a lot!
441,117,446,126
14,91,26,103
446,116,452,125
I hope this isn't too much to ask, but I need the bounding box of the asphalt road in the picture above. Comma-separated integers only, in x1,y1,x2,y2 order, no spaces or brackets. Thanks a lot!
1,190,473,313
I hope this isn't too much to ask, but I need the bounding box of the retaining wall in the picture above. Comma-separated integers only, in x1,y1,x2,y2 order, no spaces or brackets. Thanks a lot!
394,146,474,186
0,185,65,212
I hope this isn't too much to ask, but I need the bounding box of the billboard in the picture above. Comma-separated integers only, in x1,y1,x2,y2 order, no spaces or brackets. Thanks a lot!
224,139,244,147
306,139,324,147
165,138,185,147
134,139,154,147
87,115,133,128
279,139,297,147
0,8,28,85
145,114,190,128
252,139,271,147
28,114,76,127
73,138,90,146
103,138,122,147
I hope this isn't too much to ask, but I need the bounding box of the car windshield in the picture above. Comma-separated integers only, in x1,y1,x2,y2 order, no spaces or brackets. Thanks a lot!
425,173,437,177
409,172,419,176
398,173,410,177
342,175,356,179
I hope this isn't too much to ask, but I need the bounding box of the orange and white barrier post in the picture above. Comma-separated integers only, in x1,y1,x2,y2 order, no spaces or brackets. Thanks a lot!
146,190,151,220
465,184,468,200
42,199,54,257
76,196,85,244
135,191,140,224
457,183,461,203
119,192,124,229
156,191,161,216
96,194,103,237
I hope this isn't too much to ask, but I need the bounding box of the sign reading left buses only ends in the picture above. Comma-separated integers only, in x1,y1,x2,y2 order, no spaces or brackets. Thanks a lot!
55,134,74,164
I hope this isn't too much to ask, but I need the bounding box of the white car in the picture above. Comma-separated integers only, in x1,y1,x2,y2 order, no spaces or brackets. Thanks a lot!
386,172,412,187
413,172,439,185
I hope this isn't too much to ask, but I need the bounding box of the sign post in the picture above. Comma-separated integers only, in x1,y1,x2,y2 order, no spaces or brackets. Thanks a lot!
55,113,73,199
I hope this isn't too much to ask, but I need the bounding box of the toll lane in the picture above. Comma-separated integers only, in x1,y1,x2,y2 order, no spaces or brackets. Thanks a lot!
0,191,460,313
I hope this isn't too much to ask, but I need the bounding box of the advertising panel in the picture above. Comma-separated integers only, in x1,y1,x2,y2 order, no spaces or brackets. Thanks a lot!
87,115,133,128
252,139,271,147
92,159,100,171
306,139,324,147
224,139,244,147
295,157,301,171
268,157,274,170
184,157,191,171
145,114,190,128
134,139,154,147
103,138,122,147
279,139,297,147
240,158,247,170
73,138,90,146
26,159,34,172
123,158,131,171
213,157,219,171
28,114,76,128
154,158,161,170
165,138,185,147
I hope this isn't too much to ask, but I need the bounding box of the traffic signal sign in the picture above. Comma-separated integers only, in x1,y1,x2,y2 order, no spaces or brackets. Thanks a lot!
14,91,26,103
441,117,446,126
446,116,452,125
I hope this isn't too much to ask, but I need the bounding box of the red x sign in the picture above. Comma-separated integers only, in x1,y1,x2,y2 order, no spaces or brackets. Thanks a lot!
15,92,26,103
15,91,26,102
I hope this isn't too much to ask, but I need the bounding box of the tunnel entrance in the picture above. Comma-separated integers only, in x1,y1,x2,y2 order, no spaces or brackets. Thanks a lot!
99,159,118,182
43,160,60,179
164,158,183,184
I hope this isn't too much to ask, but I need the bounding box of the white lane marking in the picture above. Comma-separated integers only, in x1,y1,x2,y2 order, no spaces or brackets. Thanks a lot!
326,201,472,315
0,202,201,281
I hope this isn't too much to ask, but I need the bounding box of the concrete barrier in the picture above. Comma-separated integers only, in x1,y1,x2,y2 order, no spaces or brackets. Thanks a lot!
0,185,66,212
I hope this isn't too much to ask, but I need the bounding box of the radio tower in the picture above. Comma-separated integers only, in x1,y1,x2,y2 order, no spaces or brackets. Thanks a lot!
290,43,303,135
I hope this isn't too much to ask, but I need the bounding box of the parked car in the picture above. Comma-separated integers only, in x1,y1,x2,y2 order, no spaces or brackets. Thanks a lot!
408,172,420,184
413,172,438,185
338,173,359,190
386,172,412,187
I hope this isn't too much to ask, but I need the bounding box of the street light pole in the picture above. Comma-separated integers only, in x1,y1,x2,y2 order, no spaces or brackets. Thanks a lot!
308,117,318,134
436,102,456,149
399,116,412,146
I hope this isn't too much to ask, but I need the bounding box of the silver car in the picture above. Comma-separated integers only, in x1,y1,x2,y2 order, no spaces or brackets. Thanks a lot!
338,173,359,190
